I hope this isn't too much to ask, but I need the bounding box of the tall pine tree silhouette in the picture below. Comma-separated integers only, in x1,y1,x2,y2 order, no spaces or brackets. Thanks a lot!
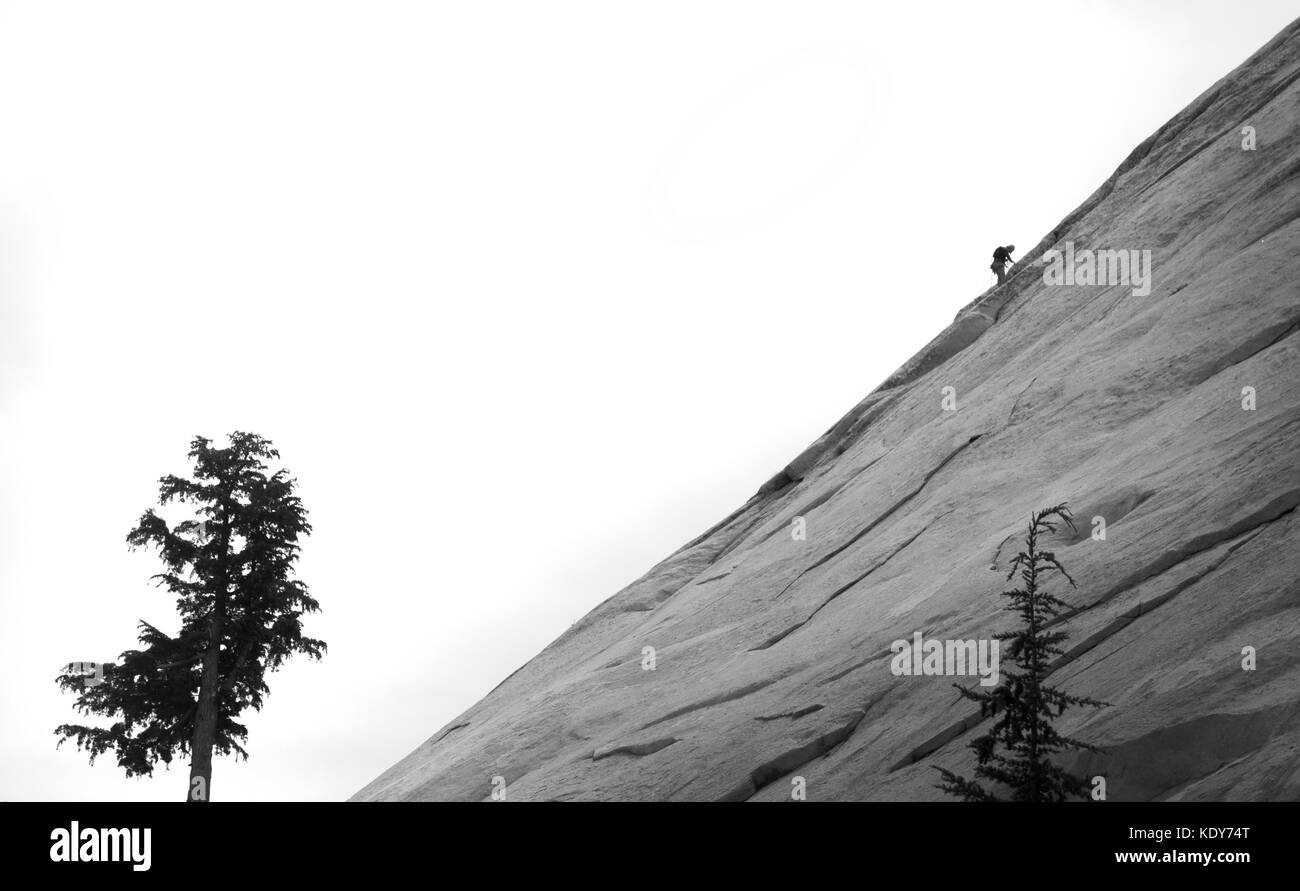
937,503,1105,801
56,432,324,801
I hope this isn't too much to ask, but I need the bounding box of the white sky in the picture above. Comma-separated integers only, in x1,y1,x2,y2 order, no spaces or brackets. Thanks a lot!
1,1,1295,801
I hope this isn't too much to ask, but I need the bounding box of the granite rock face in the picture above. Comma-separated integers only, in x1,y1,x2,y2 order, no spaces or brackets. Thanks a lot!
355,20,1300,802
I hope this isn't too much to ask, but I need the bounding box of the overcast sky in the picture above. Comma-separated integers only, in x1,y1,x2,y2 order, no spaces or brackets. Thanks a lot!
2,1,1296,801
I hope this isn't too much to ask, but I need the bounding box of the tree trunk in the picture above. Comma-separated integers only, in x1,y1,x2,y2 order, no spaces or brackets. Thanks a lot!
1025,539,1041,802
187,500,229,802
186,618,222,802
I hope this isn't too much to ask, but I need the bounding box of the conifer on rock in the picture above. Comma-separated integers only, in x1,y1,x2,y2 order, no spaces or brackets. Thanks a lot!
937,504,1106,802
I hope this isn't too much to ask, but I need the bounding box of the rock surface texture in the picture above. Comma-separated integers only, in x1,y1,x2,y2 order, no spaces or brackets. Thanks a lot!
355,21,1300,801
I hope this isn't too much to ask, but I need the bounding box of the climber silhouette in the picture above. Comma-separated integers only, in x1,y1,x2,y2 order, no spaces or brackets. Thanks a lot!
991,244,1015,284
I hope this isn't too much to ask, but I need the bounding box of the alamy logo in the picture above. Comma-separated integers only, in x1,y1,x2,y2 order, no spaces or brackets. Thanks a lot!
49,822,151,871
890,632,1000,687
1041,241,1152,296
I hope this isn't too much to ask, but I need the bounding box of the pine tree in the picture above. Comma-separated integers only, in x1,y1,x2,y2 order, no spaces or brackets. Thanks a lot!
55,432,324,801
936,503,1105,801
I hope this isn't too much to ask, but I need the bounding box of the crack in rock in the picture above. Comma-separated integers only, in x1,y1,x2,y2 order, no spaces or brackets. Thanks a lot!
432,722,470,745
719,692,890,801
818,649,894,686
775,435,984,601
1050,490,1300,627
639,678,778,731
752,518,939,651
755,704,824,722
592,737,679,761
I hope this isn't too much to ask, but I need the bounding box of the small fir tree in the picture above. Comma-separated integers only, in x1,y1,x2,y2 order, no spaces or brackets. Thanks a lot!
937,503,1105,801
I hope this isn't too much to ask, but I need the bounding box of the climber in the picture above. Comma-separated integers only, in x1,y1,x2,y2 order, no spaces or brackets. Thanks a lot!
990,244,1015,284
